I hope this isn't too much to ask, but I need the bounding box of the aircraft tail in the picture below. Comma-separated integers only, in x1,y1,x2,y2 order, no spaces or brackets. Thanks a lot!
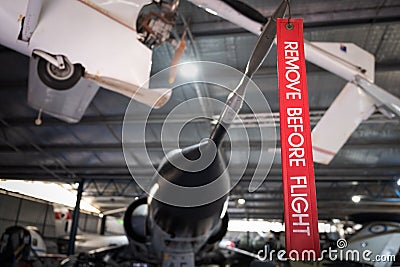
311,42,400,164
311,82,376,164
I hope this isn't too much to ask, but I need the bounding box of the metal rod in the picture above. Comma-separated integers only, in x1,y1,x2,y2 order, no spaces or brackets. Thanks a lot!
41,203,50,236
100,215,107,235
68,179,84,256
14,198,23,225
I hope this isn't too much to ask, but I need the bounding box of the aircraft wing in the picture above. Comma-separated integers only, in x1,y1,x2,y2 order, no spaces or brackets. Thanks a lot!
187,0,263,35
27,0,152,89
188,0,400,164
311,82,376,164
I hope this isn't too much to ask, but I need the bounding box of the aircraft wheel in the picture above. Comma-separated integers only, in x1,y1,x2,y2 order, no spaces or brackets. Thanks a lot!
37,56,83,90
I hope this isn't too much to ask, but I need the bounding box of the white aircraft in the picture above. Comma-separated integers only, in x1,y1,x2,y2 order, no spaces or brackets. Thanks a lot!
53,206,129,253
186,0,400,165
344,218,400,267
0,0,176,123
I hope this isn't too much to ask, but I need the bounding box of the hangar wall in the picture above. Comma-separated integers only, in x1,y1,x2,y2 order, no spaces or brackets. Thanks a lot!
0,191,55,238
78,212,100,234
0,191,100,238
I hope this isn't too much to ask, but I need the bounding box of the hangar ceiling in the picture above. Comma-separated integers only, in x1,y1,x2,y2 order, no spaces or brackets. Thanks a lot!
0,0,400,220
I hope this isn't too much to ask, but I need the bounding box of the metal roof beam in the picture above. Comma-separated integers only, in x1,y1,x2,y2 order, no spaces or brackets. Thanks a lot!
182,4,400,37
0,138,399,153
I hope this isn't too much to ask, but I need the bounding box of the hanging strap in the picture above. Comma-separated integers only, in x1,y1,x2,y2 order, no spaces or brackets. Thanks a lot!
277,18,320,259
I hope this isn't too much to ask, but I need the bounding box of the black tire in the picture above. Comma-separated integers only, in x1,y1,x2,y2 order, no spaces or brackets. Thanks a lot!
37,56,83,90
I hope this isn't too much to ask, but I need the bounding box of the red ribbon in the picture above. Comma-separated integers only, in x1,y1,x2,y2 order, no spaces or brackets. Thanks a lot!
277,18,320,259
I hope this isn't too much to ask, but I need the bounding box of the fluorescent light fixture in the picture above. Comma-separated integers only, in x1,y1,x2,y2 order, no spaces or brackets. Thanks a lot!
352,195,361,203
205,8,218,16
228,220,284,232
0,180,100,213
237,198,246,205
332,218,340,224
397,177,400,186
228,220,333,233
99,213,104,218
